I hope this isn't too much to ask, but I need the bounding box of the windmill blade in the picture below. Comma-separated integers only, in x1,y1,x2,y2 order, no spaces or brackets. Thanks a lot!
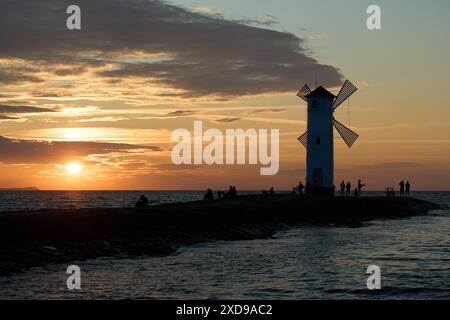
332,80,358,110
333,118,359,148
298,131,308,148
297,84,311,102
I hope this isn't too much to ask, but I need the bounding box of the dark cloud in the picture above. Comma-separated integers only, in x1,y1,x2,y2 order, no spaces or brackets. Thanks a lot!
213,117,241,123
31,91,73,98
0,0,342,97
245,108,288,115
53,66,87,76
0,104,57,120
0,105,56,114
164,110,196,117
0,68,43,85
0,115,18,120
0,136,161,164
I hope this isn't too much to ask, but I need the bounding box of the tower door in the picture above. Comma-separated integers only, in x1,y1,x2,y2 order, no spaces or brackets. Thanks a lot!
313,168,323,187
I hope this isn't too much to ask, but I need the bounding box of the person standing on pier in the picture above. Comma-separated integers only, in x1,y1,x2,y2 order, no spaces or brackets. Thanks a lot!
346,181,351,197
204,189,214,201
340,181,346,196
358,179,366,196
399,180,405,196
298,182,304,196
406,181,411,196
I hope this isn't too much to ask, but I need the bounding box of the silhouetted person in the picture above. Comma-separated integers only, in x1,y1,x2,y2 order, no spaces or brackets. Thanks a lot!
399,180,405,196
298,182,304,196
346,182,351,197
406,181,411,196
354,188,359,197
135,195,149,208
269,187,275,196
217,191,222,200
340,181,345,196
227,186,238,197
204,189,214,201
358,179,366,196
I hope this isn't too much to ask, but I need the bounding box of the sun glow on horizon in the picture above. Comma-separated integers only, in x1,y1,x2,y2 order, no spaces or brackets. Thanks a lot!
66,163,82,175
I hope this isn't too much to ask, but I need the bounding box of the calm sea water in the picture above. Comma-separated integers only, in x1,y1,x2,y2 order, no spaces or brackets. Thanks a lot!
0,191,448,299
0,190,210,212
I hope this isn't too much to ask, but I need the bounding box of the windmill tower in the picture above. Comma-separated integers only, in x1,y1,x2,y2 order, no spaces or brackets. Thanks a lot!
297,80,359,195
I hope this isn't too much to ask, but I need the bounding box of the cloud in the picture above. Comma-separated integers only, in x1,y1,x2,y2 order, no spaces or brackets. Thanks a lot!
245,108,288,115
31,90,74,98
213,117,241,123
0,0,343,98
192,6,222,15
233,14,280,27
164,110,197,117
0,104,57,120
0,105,56,114
0,68,43,85
0,136,161,164
0,114,18,120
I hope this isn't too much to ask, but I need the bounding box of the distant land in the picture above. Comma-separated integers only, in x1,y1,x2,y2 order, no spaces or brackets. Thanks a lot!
0,187,40,191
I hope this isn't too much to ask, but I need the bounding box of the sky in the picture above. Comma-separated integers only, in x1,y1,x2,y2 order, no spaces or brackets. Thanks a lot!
0,0,449,190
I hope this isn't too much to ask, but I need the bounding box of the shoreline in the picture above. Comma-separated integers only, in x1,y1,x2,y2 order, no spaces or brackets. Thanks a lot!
0,195,440,276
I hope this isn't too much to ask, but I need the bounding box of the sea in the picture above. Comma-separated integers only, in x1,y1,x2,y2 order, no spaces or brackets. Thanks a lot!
0,191,448,300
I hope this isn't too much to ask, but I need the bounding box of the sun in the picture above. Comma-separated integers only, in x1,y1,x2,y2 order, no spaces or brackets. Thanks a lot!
66,162,82,175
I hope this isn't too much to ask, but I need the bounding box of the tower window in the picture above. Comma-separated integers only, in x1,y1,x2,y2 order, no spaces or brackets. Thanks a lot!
316,138,321,145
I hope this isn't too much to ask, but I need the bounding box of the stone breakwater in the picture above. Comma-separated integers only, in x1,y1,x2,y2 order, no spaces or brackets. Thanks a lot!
0,195,439,276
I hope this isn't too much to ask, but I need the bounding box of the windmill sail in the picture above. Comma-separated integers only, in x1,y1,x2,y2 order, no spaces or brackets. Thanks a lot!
333,119,359,148
298,131,308,148
297,84,311,102
332,80,357,110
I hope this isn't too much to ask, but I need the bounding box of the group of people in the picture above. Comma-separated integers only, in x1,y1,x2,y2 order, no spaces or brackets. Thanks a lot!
204,189,214,201
214,186,238,201
263,187,275,196
136,178,413,207
294,179,311,196
385,181,412,197
398,180,411,196
340,179,366,197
